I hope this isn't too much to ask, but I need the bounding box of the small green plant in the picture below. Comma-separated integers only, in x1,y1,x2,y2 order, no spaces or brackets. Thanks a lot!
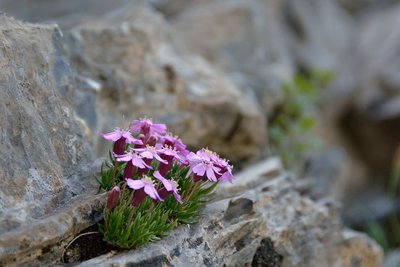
267,70,332,170
98,118,233,249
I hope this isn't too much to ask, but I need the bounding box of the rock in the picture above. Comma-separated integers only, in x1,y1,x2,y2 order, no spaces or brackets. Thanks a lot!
383,249,400,267
160,0,294,116
281,0,400,200
336,230,383,267
74,158,383,267
0,13,109,266
64,2,266,162
282,0,355,73
338,0,400,14
296,148,345,199
0,14,98,235
0,0,131,29
0,193,106,266
331,3,400,192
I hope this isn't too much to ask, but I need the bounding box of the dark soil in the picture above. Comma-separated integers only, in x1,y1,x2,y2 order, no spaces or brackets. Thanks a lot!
61,224,115,263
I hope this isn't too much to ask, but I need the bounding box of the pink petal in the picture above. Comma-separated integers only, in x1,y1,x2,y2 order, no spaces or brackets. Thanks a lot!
206,167,218,182
130,120,142,131
173,191,183,204
220,171,234,183
126,179,144,190
152,123,167,134
140,150,154,159
153,170,164,181
162,179,173,191
131,157,146,168
193,164,206,176
153,171,172,191
144,184,161,200
102,131,122,141
186,152,198,161
212,165,221,174
115,154,133,162
154,153,167,164
124,133,143,145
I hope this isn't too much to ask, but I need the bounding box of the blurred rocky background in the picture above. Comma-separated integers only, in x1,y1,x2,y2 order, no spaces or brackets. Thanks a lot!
1,0,400,266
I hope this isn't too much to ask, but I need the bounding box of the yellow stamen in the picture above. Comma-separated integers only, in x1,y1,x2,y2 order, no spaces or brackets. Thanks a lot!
144,176,154,184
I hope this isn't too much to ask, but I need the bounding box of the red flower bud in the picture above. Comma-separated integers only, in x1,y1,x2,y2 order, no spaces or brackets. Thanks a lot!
106,186,120,210
132,188,146,207
113,137,126,155
123,161,136,179
147,135,157,146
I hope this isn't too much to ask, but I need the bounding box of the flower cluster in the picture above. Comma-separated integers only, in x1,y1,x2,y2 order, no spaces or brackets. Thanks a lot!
98,118,234,249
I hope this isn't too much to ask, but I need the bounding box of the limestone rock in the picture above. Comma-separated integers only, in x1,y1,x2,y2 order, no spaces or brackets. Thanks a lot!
331,3,400,188
338,0,400,14
75,159,383,267
0,14,96,234
335,230,383,267
0,0,131,29
160,0,294,116
0,193,106,266
65,3,266,162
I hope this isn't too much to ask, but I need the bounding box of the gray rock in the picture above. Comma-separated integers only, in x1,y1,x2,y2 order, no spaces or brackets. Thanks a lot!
338,0,400,14
65,3,266,162
330,3,400,193
0,0,131,29
75,158,383,267
0,193,106,266
383,249,400,267
163,0,294,116
0,14,97,235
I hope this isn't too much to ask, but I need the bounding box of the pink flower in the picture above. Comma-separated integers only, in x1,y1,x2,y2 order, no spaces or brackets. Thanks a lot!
130,119,166,138
156,146,187,175
106,186,120,210
102,129,142,155
116,151,152,178
153,171,182,204
115,151,152,170
187,150,221,182
101,129,142,144
159,146,187,163
133,146,167,164
211,156,234,183
158,134,189,156
126,176,162,201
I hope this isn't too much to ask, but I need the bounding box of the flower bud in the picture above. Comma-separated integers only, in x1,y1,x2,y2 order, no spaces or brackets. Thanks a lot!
106,186,120,210
123,161,136,179
193,174,203,182
113,137,126,155
136,134,146,148
132,188,146,207
158,155,173,176
147,135,157,146
157,187,169,200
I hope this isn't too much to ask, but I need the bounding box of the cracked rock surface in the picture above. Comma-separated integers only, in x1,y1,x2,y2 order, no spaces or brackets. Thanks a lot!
76,159,383,267
0,14,96,235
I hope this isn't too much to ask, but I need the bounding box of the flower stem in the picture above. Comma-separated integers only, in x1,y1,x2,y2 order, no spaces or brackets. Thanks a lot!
185,181,201,201
118,183,127,210
127,191,136,224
